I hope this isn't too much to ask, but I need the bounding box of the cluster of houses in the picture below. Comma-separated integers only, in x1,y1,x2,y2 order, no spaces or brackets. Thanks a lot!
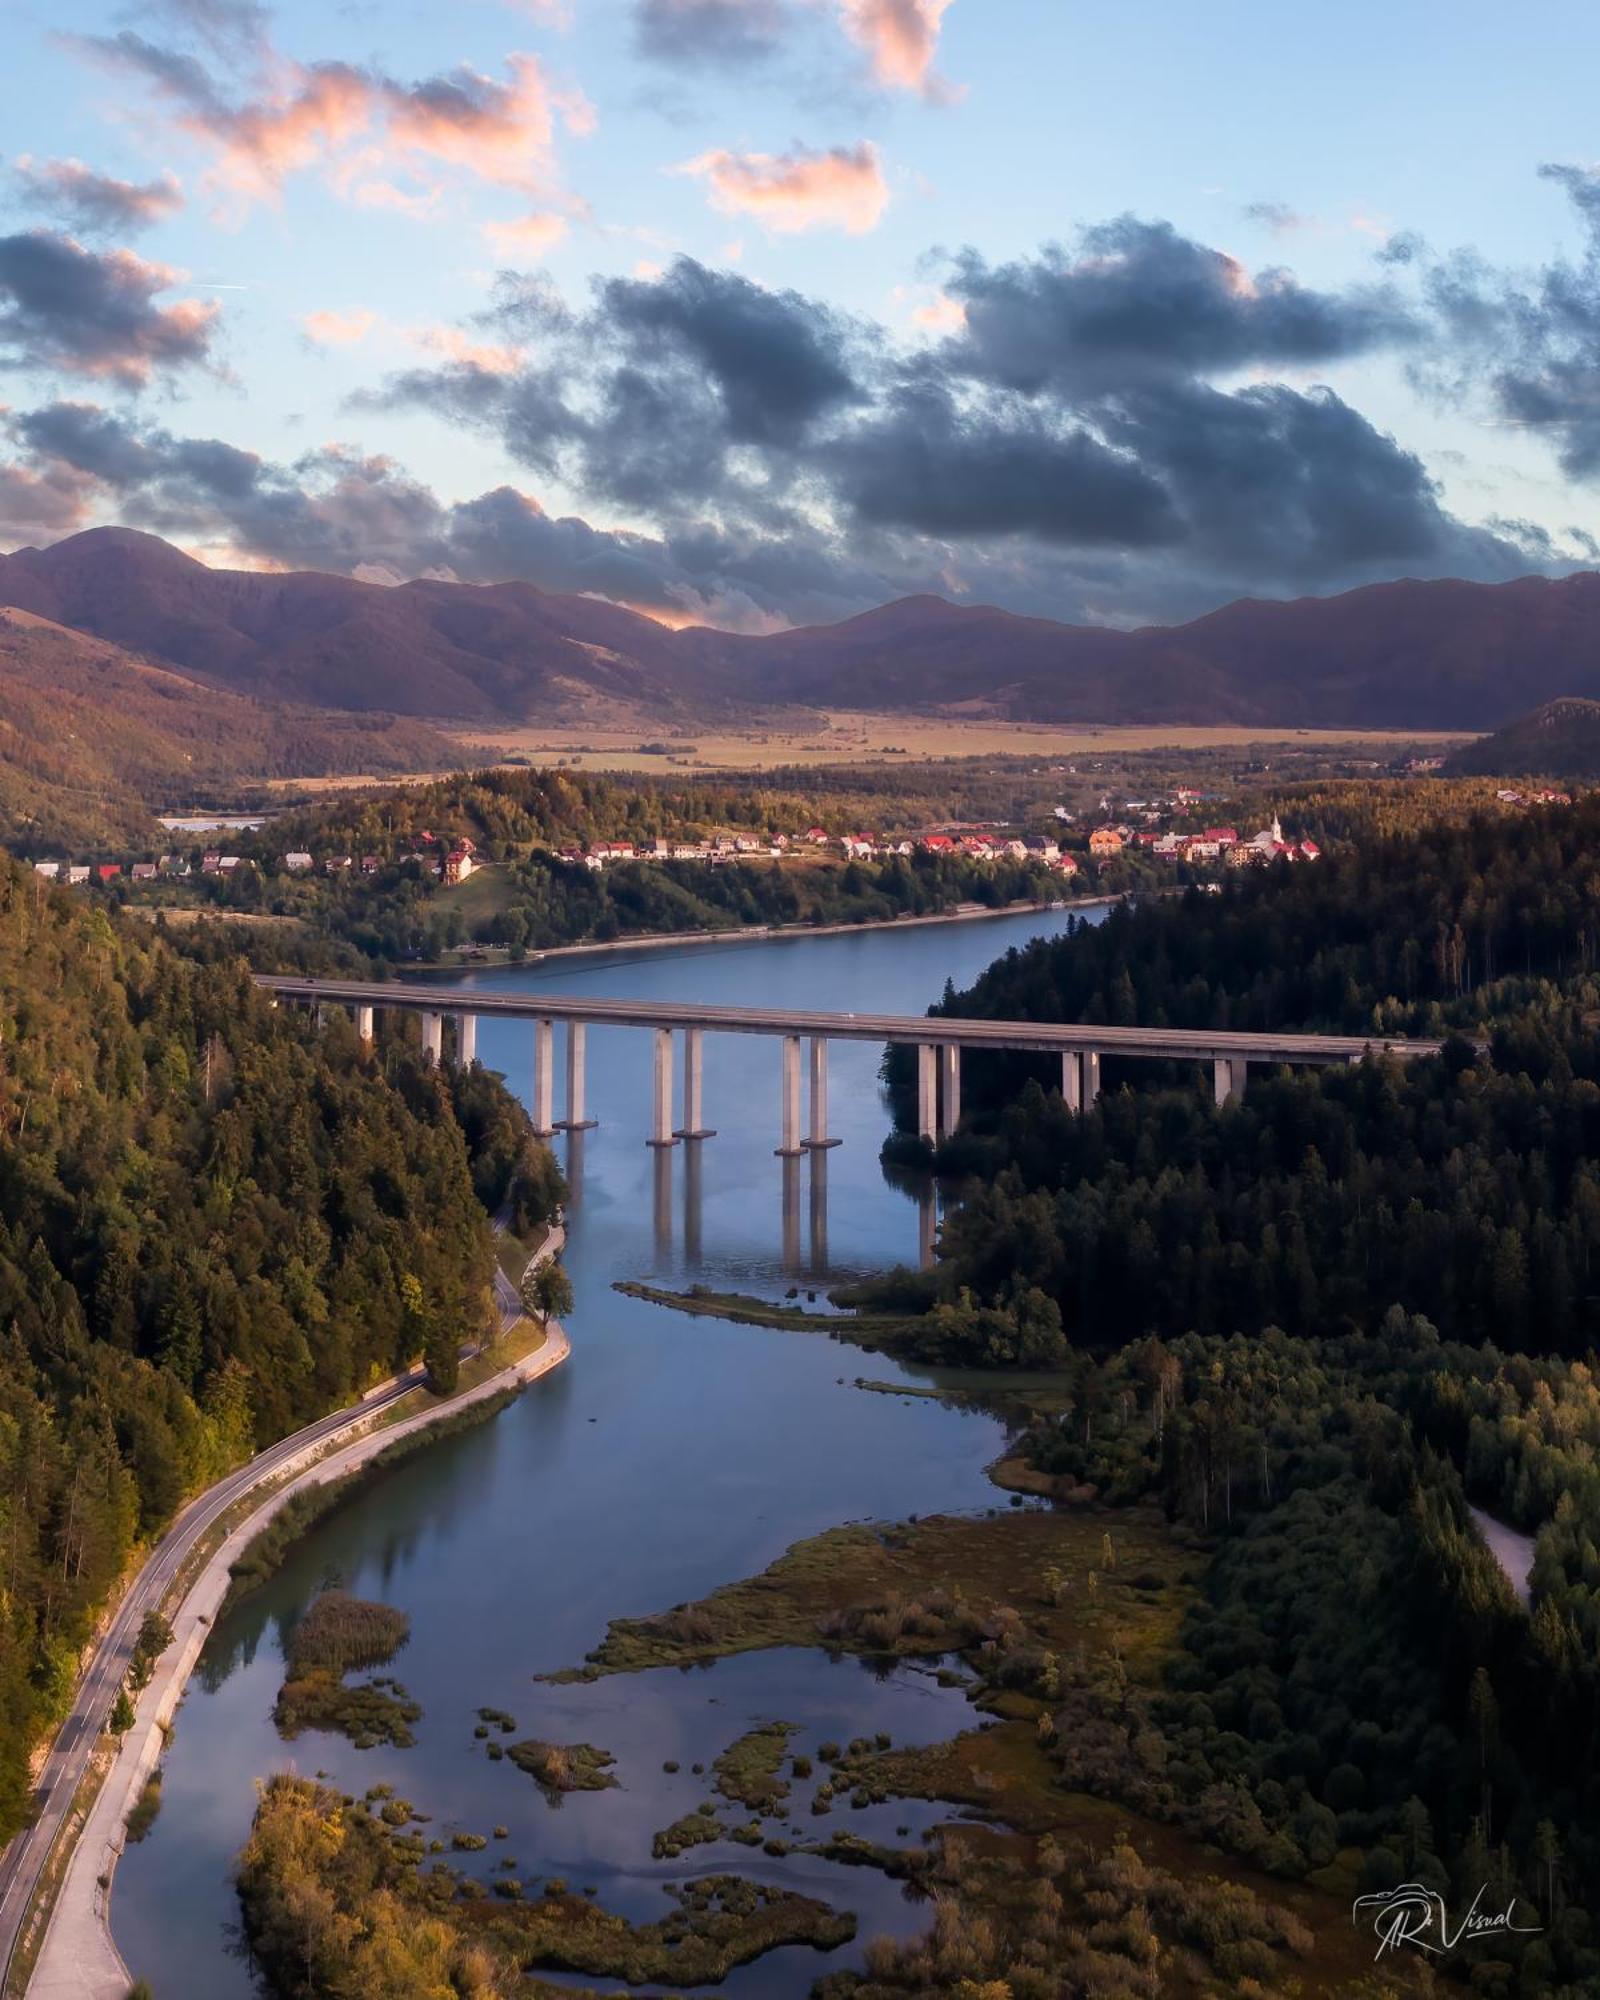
1494,787,1571,807
33,851,253,886
567,826,1083,875
36,832,483,891
1085,815,1321,866
282,830,479,885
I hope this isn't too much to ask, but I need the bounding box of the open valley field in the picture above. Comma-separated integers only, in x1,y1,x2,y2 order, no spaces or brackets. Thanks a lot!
445,710,1472,774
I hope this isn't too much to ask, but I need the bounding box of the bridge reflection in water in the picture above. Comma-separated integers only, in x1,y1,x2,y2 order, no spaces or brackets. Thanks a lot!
269,973,1444,1290
562,1101,937,1292
637,1139,864,1279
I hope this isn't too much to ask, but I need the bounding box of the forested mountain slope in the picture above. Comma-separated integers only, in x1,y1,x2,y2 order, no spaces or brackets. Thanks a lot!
0,607,467,852
1444,696,1600,778
0,860,557,1835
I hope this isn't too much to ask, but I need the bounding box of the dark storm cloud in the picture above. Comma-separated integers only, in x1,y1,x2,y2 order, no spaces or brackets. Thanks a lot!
826,377,1178,545
354,360,581,479
363,257,862,517
10,402,447,572
1097,378,1514,585
11,159,184,235
943,218,1417,396
597,259,862,446
0,229,216,384
15,399,165,483
633,0,795,67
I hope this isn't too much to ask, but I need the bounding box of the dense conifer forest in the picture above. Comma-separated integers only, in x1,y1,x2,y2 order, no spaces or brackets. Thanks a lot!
0,857,558,1837
837,798,1600,1986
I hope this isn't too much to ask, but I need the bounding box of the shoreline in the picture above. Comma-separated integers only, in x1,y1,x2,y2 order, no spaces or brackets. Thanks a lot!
412,891,1116,977
21,1231,572,2000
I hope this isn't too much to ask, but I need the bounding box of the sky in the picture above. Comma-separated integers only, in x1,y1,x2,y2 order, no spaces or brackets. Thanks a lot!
3,0,1600,633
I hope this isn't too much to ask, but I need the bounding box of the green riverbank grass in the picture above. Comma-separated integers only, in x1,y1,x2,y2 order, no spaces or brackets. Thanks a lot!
551,1506,1195,1688
613,1281,922,1351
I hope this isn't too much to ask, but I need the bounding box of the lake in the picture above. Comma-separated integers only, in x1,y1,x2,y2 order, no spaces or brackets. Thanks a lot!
113,904,1099,1993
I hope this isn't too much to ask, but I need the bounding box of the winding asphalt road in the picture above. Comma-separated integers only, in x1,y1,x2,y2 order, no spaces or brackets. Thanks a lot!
0,1254,532,1991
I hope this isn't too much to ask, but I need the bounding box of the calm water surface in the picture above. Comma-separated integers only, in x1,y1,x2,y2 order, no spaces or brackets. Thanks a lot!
115,907,1098,1994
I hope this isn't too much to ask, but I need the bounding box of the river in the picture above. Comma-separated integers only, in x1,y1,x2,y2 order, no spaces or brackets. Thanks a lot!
113,905,1097,1995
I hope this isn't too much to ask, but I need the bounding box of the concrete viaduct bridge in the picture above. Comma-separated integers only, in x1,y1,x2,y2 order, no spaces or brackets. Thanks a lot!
258,976,1448,1150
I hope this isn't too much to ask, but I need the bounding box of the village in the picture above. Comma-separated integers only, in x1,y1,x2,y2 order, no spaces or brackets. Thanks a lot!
27,794,1325,894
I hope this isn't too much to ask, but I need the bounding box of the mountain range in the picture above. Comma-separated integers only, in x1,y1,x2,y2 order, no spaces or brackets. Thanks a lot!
5,527,1600,730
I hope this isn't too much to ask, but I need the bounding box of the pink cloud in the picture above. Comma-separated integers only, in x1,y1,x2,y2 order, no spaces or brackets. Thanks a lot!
302,307,376,346
909,289,965,332
409,324,525,374
482,211,570,258
80,37,592,218
837,0,958,100
383,54,589,189
676,141,888,235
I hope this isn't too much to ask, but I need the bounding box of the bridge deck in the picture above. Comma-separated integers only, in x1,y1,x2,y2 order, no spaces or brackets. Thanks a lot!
257,976,1445,1066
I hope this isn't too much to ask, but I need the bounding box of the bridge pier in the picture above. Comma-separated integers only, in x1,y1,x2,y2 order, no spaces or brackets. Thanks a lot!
647,1027,678,1147
675,1026,715,1139
421,1011,443,1066
777,1033,804,1156
939,1044,962,1139
528,1018,555,1134
803,1037,840,1149
356,1003,375,1046
455,1013,477,1068
1060,1049,1103,1113
917,1044,938,1143
555,1021,597,1131
1213,1055,1248,1106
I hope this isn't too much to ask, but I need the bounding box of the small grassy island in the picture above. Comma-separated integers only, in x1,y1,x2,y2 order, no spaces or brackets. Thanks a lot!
505,1739,619,1800
274,1592,421,1750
